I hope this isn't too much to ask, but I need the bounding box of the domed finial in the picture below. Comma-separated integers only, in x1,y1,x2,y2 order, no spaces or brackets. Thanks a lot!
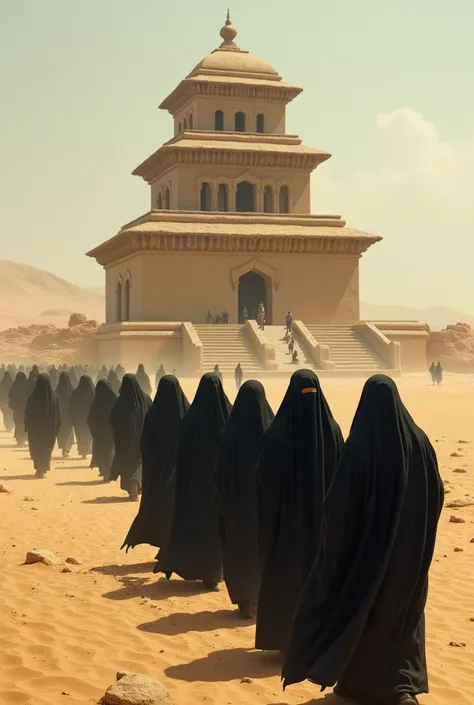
219,9,238,48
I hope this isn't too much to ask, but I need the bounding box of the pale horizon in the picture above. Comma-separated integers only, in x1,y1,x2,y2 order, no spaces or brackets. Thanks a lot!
1,0,473,310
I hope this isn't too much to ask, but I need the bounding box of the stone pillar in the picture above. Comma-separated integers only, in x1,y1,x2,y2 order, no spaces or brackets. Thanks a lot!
229,183,237,212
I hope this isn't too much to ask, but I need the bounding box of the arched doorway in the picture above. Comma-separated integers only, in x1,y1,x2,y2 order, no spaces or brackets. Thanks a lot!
236,181,255,212
238,271,271,324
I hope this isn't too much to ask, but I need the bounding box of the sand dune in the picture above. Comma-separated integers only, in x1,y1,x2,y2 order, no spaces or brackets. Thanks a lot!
0,261,104,331
0,375,473,705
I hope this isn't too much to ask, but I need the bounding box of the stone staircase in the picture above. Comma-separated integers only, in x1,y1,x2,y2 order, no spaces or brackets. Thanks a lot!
306,325,387,372
193,324,265,376
263,325,314,371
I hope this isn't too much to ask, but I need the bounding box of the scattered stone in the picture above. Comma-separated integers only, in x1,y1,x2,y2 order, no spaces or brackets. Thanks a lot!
469,617,474,622
446,498,474,509
241,677,253,684
61,567,73,573
470,538,474,543
25,549,60,567
65,556,82,565
30,507,38,511
443,483,455,494
453,468,467,474
61,692,70,696
23,496,35,502
0,484,11,494
454,547,464,552
451,452,463,458
449,641,466,648
450,515,466,524
103,672,173,705
458,439,469,444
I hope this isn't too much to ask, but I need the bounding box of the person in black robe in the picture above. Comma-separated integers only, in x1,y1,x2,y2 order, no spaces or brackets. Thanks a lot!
109,374,152,500
282,375,444,705
213,364,223,383
68,367,79,389
216,380,274,618
115,364,125,381
154,372,232,588
107,369,121,395
234,363,243,390
155,364,166,389
135,363,153,396
24,374,61,478
435,361,443,386
55,371,75,457
256,369,343,653
8,371,29,445
122,375,190,552
68,375,95,458
0,371,14,432
88,380,117,480
26,368,39,398
97,364,109,381
49,366,59,390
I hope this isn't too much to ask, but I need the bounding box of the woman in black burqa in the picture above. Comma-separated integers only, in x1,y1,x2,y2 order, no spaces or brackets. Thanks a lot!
88,380,117,481
8,371,29,445
109,374,152,500
135,363,153,396
107,369,121,395
68,375,95,458
216,380,274,619
0,371,14,432
282,375,444,705
122,375,190,552
154,372,232,588
55,371,75,457
256,369,343,653
24,374,61,478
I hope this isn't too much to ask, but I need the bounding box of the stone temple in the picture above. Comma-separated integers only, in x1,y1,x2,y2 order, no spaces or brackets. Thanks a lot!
87,15,427,375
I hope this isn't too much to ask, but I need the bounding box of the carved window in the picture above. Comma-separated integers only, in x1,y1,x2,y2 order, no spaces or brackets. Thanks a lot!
217,183,229,212
200,182,212,211
235,111,246,132
164,187,170,210
178,121,182,133
116,281,123,323
183,117,188,131
257,113,265,133
124,279,131,322
157,192,163,210
236,181,255,212
215,110,224,131
189,113,193,129
279,185,290,214
263,186,274,213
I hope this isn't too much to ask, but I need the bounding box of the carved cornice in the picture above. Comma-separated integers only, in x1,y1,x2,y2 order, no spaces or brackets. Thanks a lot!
88,230,381,266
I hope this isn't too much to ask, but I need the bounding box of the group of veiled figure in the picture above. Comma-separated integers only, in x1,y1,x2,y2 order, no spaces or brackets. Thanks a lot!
117,369,443,705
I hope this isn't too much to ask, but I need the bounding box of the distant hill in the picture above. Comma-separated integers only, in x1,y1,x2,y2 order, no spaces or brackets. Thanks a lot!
361,302,474,330
0,260,104,330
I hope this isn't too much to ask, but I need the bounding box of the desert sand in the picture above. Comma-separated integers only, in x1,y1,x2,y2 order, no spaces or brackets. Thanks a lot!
0,374,473,705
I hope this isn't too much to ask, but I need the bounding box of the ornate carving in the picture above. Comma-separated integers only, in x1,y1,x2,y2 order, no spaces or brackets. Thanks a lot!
230,259,280,291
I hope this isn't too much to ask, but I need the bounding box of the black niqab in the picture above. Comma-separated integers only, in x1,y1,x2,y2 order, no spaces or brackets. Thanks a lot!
88,380,117,478
107,369,121,395
122,375,190,551
282,375,444,703
0,371,14,432
24,374,61,474
256,369,343,651
135,364,153,396
8,371,29,444
216,380,274,605
55,371,75,453
68,375,95,456
109,374,152,490
154,372,232,583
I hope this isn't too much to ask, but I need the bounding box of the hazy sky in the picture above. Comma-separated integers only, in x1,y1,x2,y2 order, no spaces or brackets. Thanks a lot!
1,0,473,309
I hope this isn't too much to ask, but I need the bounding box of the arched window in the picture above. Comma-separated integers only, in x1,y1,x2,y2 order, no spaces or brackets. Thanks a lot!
217,183,229,212
189,114,193,129
200,182,212,211
279,185,290,213
124,279,131,322
257,113,265,133
183,117,188,131
215,110,224,131
235,111,246,132
236,181,255,212
164,187,170,210
116,280,123,323
157,192,163,210
178,121,182,133
263,186,274,213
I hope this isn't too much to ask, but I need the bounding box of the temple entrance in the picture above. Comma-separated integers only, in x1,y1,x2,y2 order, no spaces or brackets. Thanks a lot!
238,271,271,324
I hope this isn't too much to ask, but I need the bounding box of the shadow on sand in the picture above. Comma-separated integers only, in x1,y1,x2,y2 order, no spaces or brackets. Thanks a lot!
82,496,130,505
270,697,340,705
0,473,37,481
92,561,157,578
164,647,281,682
56,479,104,487
138,608,252,636
102,575,217,602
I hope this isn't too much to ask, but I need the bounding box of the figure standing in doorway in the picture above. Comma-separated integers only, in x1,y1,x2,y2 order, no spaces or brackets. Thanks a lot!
242,306,249,323
222,310,229,324
207,310,213,324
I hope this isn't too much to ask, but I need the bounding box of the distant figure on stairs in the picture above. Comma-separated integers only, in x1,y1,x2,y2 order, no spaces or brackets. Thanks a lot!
234,363,243,390
215,313,221,324
288,338,295,356
242,306,249,323
214,364,223,383
207,310,213,324
292,350,299,365
285,311,294,334
222,310,229,324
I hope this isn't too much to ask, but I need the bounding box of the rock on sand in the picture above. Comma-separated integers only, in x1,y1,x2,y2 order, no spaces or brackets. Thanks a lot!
102,672,173,705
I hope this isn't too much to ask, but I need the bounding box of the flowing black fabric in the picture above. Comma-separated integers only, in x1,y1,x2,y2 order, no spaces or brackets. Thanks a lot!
154,372,232,583
107,369,121,395
122,375,190,551
24,374,61,474
49,366,59,390
282,375,444,703
26,370,38,398
8,371,29,444
109,374,152,491
256,369,344,652
88,380,117,478
68,375,95,456
0,372,14,432
69,368,79,389
55,372,75,453
136,364,153,396
216,380,274,605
